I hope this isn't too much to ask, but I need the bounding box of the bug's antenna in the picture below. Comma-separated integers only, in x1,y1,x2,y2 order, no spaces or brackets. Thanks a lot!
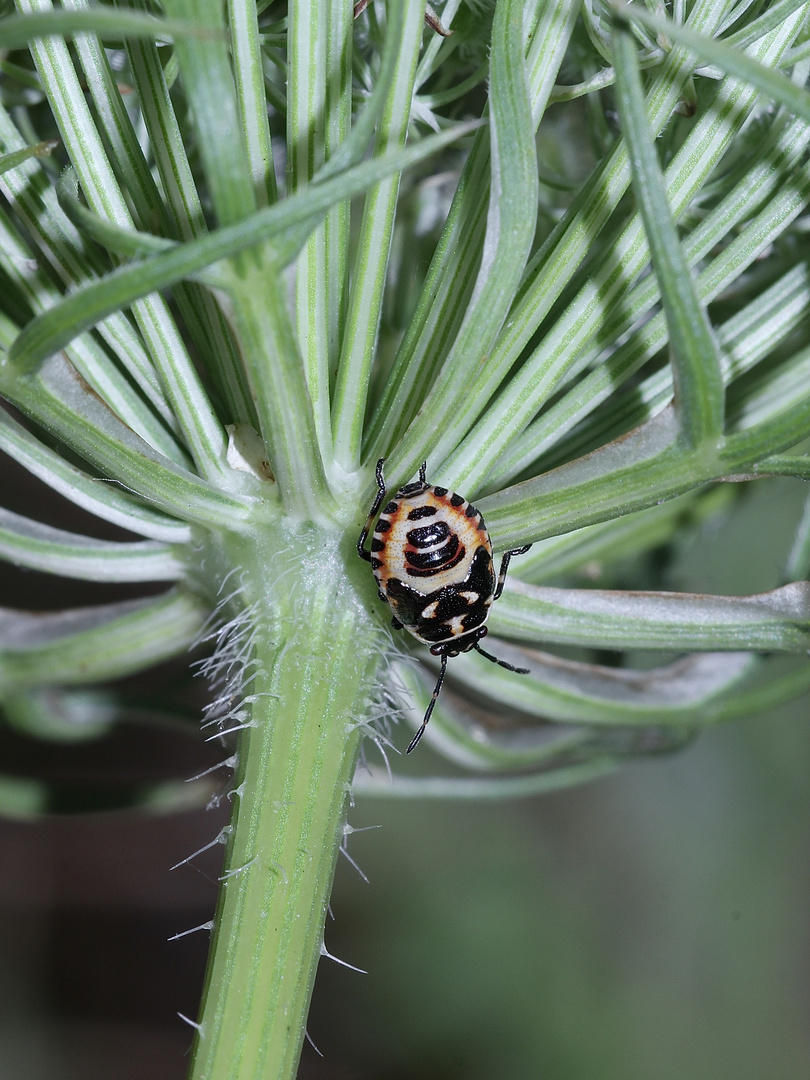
418,461,427,484
406,653,447,753
474,643,530,675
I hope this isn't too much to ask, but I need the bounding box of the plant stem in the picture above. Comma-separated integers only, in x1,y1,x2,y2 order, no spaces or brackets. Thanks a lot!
188,524,381,1080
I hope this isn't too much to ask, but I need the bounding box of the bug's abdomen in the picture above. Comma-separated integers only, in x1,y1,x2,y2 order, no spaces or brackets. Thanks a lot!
403,517,465,576
372,488,490,591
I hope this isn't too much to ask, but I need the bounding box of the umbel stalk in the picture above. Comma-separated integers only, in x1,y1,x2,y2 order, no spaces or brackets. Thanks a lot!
189,526,382,1080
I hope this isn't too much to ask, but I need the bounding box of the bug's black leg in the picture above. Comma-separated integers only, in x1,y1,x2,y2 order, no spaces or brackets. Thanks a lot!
357,458,388,562
474,643,530,675
493,544,532,600
406,653,447,754
391,615,403,630
418,460,427,484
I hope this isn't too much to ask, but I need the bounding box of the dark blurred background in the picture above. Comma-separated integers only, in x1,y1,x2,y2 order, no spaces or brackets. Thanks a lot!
0,467,808,1079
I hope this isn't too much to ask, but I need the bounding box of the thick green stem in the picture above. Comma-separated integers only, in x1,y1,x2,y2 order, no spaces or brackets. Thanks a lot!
188,525,381,1080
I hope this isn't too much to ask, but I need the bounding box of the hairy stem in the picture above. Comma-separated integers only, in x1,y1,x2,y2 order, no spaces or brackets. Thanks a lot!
188,525,383,1080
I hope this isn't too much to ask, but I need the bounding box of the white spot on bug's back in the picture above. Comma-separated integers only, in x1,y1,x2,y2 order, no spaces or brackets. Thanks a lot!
431,615,469,639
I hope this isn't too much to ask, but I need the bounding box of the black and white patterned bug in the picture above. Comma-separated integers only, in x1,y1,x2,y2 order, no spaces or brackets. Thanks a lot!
358,458,531,753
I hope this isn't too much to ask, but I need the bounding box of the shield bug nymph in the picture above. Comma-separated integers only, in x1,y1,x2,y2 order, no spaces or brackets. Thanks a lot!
358,458,531,752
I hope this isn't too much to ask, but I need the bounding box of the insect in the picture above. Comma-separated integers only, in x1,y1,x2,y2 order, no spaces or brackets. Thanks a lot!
358,458,532,753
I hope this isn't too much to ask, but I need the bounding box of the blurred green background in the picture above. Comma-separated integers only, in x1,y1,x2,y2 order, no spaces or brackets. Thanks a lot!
0,478,808,1079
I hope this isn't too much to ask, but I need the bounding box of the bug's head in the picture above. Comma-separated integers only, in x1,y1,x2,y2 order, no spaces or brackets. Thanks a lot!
430,625,488,658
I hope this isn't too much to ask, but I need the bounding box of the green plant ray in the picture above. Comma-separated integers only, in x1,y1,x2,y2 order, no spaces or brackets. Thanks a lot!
18,0,230,480
0,406,192,542
617,0,810,122
0,588,206,693
491,580,810,652
443,10,806,493
612,23,725,448
377,0,540,490
330,0,425,474
289,0,353,465
0,357,259,529
0,6,219,47
0,508,185,581
7,123,477,378
362,0,569,459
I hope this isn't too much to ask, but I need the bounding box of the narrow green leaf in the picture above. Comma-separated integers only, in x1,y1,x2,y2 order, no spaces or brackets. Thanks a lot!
123,8,258,425
0,200,190,466
0,405,191,542
512,491,711,584
331,0,425,472
0,107,180,439
362,0,578,458
379,0,540,489
0,589,206,693
7,122,479,376
615,1,810,123
707,656,810,721
721,395,810,466
56,185,175,258
723,0,810,50
726,342,810,434
0,355,258,530
756,454,810,479
289,0,353,463
0,508,185,582
612,25,724,448
65,0,174,241
353,759,622,800
443,646,754,726
18,0,230,480
491,580,810,652
229,0,278,207
439,0,766,493
392,662,594,771
0,139,58,175
0,8,219,47
161,0,255,226
314,0,423,185
491,174,810,487
478,409,689,548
